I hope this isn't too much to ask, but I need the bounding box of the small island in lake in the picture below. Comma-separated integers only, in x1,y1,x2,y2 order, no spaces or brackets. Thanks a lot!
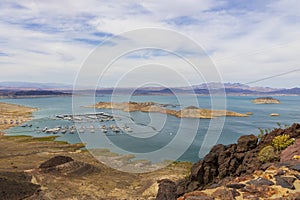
251,97,281,104
270,113,280,117
89,101,248,118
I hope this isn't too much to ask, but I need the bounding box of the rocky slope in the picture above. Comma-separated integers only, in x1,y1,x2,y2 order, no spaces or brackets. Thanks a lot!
251,97,281,104
156,123,300,199
91,101,248,119
0,135,192,200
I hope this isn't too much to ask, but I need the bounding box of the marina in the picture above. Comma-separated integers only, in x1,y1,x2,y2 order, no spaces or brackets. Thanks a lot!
17,112,133,136
54,112,118,122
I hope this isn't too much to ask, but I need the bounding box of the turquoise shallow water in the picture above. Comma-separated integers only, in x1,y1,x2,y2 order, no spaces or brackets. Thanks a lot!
0,95,299,163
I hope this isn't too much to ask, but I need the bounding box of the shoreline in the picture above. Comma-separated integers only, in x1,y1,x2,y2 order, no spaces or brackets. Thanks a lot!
0,102,38,132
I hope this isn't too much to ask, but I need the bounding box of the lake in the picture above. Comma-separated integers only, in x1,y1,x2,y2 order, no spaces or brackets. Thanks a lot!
1,95,299,163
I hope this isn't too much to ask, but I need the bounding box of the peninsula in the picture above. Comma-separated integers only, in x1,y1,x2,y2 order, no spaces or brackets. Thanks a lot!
0,102,37,131
90,101,248,118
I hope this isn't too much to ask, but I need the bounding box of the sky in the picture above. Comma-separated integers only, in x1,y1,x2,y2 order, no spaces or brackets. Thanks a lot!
0,0,300,88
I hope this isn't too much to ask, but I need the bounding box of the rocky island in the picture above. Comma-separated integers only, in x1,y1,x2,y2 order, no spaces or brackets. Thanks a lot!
251,97,281,104
90,101,248,118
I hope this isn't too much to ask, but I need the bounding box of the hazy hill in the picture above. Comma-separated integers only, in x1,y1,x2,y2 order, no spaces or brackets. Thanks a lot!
0,82,299,96
0,82,72,90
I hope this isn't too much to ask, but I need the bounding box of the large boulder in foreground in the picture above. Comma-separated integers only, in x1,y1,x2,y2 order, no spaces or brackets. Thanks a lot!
156,123,300,199
161,134,260,198
156,179,177,200
237,134,258,153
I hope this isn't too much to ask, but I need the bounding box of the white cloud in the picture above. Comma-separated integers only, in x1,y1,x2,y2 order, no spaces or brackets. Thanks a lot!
0,0,299,87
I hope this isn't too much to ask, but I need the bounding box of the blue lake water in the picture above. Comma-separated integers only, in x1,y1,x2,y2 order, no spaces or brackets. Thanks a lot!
1,95,299,163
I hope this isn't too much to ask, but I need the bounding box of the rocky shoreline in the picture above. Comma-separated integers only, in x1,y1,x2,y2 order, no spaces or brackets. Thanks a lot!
90,101,248,119
156,124,300,199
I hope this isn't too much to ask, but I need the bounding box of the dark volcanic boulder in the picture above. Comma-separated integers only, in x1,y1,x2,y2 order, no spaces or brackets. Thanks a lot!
236,134,258,153
236,148,260,175
246,177,274,186
39,155,74,169
156,179,177,200
218,144,238,178
291,163,300,172
191,144,226,184
275,176,296,190
226,183,246,189
175,179,199,197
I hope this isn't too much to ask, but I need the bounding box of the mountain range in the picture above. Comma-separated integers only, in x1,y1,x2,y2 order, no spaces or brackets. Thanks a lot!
0,82,72,90
0,81,299,96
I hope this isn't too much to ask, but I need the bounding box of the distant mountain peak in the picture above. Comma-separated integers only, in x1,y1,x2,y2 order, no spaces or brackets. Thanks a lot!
0,81,72,90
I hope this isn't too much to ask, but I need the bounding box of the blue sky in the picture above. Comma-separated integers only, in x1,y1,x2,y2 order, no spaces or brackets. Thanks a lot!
0,0,300,88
